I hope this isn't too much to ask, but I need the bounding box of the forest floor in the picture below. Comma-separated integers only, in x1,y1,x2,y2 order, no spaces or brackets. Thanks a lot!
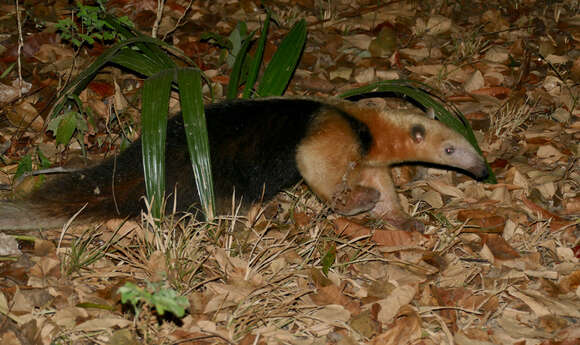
0,0,579,344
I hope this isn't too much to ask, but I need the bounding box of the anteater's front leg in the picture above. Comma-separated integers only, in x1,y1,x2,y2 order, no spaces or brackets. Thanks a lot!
354,166,425,232
295,112,380,216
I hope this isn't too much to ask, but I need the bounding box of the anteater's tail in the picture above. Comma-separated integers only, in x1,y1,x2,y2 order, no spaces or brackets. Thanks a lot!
0,145,148,231
0,200,80,230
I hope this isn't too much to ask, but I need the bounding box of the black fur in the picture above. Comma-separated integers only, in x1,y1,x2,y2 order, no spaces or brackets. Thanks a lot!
336,108,372,155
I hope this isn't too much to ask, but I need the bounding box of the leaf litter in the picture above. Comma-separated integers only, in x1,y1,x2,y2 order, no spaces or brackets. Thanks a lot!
0,0,579,344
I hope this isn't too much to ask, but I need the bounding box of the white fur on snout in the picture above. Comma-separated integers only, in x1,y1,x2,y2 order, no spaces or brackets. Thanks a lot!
443,142,487,178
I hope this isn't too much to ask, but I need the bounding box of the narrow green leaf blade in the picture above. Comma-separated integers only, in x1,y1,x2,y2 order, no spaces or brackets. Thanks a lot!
226,31,255,100
177,68,215,220
104,15,176,68
110,49,167,77
51,36,177,119
257,19,306,97
242,13,270,99
141,70,174,218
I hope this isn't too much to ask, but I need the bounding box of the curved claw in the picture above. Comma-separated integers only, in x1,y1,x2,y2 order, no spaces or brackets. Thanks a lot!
331,185,380,216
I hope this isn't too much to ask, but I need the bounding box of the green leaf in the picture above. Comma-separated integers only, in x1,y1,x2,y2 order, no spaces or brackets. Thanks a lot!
226,30,255,99
117,282,136,303
51,34,180,120
0,63,15,79
141,70,174,219
257,19,307,97
242,13,270,99
37,149,51,169
177,68,215,220
56,111,78,146
227,22,249,67
117,281,189,318
110,48,168,77
75,302,115,311
321,245,336,276
104,15,176,68
151,289,189,317
14,154,32,180
200,32,233,50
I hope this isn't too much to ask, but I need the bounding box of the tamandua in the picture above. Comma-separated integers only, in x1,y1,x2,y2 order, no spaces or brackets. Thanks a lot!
0,97,488,230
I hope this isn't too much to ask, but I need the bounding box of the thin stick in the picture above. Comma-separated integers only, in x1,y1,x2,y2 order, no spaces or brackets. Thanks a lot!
152,0,165,38
15,0,24,97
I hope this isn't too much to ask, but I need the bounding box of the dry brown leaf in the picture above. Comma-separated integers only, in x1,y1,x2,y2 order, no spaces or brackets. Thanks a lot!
0,82,20,103
481,234,520,260
54,306,89,328
521,194,563,221
571,56,580,81
6,101,43,132
350,310,378,338
455,330,495,345
74,317,132,331
109,329,139,345
426,15,452,35
0,233,20,256
0,331,21,345
373,285,416,324
354,67,376,84
420,189,443,209
372,229,426,247
399,47,443,61
329,66,352,80
202,292,237,314
428,179,464,199
371,305,421,345
562,196,580,214
147,251,167,282
406,64,469,82
292,211,311,227
311,284,361,316
559,271,580,293
545,54,569,65
457,210,506,232
342,34,372,50
484,46,509,63
470,86,511,98
508,287,580,318
537,144,565,163
310,304,350,325
464,70,485,92
484,71,505,86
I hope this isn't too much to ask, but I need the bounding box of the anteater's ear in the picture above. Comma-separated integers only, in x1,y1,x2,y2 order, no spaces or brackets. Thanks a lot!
426,108,436,119
411,124,426,143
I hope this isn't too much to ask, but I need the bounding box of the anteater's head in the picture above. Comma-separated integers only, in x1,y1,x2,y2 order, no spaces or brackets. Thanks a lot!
367,111,489,180
407,117,489,180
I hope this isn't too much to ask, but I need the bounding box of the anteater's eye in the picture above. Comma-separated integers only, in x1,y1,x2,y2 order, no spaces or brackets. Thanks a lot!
445,146,455,155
